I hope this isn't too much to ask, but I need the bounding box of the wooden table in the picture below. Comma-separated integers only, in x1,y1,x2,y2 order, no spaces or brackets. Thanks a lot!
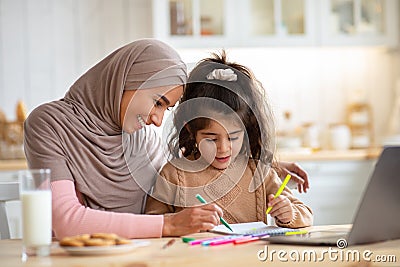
0,225,399,267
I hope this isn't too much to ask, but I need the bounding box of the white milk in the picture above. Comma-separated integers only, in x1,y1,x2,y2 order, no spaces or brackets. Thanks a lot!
21,190,52,246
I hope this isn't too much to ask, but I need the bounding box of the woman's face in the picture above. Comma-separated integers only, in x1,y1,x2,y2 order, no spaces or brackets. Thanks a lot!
120,85,183,133
195,118,244,170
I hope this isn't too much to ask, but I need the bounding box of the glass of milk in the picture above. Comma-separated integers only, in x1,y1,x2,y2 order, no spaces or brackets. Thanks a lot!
19,169,51,259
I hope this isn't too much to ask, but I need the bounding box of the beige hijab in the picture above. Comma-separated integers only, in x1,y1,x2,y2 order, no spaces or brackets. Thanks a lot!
24,39,187,213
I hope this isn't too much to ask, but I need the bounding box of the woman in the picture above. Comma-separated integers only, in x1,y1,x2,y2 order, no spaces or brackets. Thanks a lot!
24,39,308,239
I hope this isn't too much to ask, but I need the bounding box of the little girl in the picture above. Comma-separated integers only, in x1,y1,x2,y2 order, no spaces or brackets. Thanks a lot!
146,52,313,228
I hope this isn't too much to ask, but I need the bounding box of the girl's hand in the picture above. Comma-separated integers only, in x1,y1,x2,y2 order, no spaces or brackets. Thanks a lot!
267,194,294,224
162,203,223,236
274,161,310,193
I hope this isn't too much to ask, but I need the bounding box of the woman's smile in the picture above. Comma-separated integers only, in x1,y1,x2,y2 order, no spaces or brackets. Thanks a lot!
137,115,146,128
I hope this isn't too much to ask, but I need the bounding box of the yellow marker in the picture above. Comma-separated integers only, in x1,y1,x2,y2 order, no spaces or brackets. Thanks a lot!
266,174,292,215
285,230,308,236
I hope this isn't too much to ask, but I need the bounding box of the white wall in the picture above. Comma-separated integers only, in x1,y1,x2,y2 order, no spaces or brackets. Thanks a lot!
178,47,398,145
0,0,399,145
0,0,152,120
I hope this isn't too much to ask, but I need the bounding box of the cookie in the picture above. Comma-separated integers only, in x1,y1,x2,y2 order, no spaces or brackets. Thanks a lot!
84,238,116,247
59,237,85,247
59,233,130,247
72,234,91,241
90,233,119,240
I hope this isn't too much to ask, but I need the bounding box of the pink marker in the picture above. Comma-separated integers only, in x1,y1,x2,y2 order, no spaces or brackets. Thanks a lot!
234,236,265,245
189,236,226,246
208,238,236,246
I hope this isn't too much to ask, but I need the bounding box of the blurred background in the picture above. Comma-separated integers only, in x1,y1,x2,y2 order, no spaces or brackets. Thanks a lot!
0,0,399,152
0,0,399,233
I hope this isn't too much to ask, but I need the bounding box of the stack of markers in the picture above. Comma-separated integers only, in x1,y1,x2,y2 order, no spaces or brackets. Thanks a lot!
182,229,308,247
183,232,270,246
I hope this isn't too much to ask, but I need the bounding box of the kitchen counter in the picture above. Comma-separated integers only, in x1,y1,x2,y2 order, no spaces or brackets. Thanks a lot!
276,147,382,162
0,148,382,171
0,159,27,171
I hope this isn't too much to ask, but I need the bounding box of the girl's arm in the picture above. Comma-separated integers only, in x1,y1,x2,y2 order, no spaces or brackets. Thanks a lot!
273,161,310,193
145,162,225,236
266,170,313,228
51,180,164,239
145,195,175,215
145,164,178,215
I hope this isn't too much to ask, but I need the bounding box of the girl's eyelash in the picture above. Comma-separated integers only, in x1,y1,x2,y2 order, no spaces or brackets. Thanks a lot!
204,137,239,142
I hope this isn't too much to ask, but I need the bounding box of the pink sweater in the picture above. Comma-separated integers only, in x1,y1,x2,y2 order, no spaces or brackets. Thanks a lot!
51,180,163,239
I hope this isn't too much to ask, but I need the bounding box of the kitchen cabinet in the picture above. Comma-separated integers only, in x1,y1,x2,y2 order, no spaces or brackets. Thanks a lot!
152,0,398,48
292,159,376,225
237,0,317,46
152,0,235,48
320,0,399,46
152,0,315,47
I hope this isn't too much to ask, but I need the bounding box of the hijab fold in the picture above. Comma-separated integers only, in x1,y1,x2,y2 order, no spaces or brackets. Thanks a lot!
24,39,187,213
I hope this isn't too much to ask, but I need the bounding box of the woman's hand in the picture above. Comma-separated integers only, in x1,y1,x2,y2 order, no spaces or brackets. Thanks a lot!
267,194,294,224
274,161,309,193
162,203,223,236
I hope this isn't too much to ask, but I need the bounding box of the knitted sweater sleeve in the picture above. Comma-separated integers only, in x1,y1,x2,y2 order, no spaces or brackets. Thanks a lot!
145,162,179,215
265,169,314,228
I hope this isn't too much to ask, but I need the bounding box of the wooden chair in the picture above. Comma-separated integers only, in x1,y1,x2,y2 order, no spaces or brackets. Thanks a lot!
0,181,19,239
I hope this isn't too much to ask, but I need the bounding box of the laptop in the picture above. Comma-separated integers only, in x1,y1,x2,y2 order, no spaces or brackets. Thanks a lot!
266,146,400,246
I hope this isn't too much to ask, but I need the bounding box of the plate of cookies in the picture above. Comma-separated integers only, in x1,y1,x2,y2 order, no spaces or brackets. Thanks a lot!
59,233,150,256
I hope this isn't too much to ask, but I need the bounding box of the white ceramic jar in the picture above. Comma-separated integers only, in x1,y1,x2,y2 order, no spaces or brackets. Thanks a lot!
329,124,352,150
302,123,320,149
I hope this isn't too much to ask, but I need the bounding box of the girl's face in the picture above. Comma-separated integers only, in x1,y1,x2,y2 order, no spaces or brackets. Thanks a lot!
120,85,183,133
195,118,244,170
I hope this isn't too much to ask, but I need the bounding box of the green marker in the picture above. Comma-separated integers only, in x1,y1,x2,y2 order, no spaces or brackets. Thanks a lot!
195,194,233,232
266,174,292,215
182,237,196,243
